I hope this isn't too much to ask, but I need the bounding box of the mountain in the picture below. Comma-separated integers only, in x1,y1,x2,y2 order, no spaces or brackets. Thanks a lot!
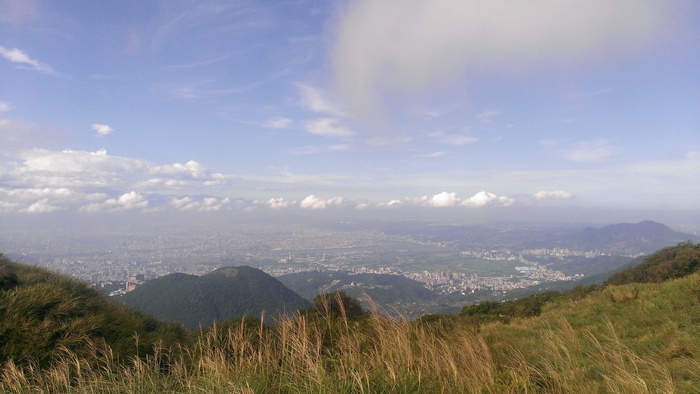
121,266,310,329
278,270,436,317
4,244,700,392
605,241,700,285
0,254,188,368
569,220,699,254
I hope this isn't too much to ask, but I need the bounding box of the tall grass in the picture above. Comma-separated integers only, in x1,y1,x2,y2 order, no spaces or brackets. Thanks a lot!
2,311,688,393
3,275,700,393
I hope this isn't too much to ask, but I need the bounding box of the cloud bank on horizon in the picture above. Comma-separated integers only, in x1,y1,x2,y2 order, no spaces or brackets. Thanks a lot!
0,0,698,216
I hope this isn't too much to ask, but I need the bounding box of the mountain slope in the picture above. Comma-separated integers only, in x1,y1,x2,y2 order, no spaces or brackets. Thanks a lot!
605,241,700,285
278,270,436,317
121,266,310,329
570,220,699,254
0,254,188,368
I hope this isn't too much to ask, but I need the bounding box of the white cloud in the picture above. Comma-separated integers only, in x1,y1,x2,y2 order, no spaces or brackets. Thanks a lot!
263,117,293,129
296,83,345,116
305,118,355,137
262,197,297,209
426,191,460,207
1,148,229,213
0,46,54,73
331,0,670,119
169,196,231,211
134,178,190,189
26,198,62,213
401,191,515,208
80,191,148,213
534,190,575,200
150,160,228,184
91,123,114,136
254,195,348,210
461,191,515,207
300,195,346,209
0,101,10,112
562,139,615,162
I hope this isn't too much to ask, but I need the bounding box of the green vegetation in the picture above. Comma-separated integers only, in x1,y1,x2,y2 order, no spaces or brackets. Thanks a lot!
279,270,435,305
460,291,563,324
0,254,189,369
121,266,311,329
605,241,700,285
1,243,699,392
399,251,518,275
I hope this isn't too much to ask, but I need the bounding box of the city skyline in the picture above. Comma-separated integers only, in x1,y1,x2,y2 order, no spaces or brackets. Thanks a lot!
1,0,699,222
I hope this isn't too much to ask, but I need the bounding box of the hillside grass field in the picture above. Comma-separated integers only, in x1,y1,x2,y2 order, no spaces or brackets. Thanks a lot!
1,243,699,393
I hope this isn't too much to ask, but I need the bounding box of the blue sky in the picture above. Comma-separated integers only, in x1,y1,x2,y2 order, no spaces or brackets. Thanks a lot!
1,0,699,218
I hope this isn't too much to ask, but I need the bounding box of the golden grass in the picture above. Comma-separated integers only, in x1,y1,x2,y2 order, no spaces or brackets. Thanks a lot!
3,275,700,393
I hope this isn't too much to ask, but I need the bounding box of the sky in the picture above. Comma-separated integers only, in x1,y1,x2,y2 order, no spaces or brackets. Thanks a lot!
1,0,699,224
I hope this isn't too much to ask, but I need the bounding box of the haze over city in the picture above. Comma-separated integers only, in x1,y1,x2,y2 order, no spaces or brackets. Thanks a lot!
1,0,699,229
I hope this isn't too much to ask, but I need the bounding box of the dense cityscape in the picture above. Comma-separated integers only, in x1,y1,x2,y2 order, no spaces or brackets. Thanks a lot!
2,223,598,297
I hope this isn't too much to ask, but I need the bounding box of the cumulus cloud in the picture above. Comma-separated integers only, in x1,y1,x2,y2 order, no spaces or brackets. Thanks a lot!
562,139,615,162
134,178,190,189
0,46,54,73
1,148,228,213
534,190,575,200
80,191,148,212
300,195,329,209
150,160,228,184
461,191,515,207
254,195,347,210
26,199,62,213
401,191,515,208
91,123,114,136
300,195,346,209
263,197,297,209
331,0,670,119
253,191,526,212
424,191,460,207
305,118,355,137
169,196,231,211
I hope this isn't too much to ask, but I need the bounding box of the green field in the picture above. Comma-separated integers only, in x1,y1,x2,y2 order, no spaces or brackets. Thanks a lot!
392,252,519,276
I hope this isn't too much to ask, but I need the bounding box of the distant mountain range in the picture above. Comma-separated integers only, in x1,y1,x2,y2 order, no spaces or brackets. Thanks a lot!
121,266,310,329
374,220,699,255
566,220,698,254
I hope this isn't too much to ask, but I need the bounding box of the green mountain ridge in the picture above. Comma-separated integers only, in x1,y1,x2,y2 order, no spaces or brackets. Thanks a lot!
121,265,311,329
1,242,700,391
278,270,436,316
0,254,188,368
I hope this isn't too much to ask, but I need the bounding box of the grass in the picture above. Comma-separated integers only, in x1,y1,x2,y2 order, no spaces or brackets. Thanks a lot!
3,274,700,393
2,246,700,393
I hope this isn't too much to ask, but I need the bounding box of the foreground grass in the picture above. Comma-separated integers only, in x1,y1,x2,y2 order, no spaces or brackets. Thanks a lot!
2,274,699,393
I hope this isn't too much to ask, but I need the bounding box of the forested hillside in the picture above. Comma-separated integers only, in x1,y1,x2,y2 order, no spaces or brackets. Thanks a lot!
121,266,310,328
